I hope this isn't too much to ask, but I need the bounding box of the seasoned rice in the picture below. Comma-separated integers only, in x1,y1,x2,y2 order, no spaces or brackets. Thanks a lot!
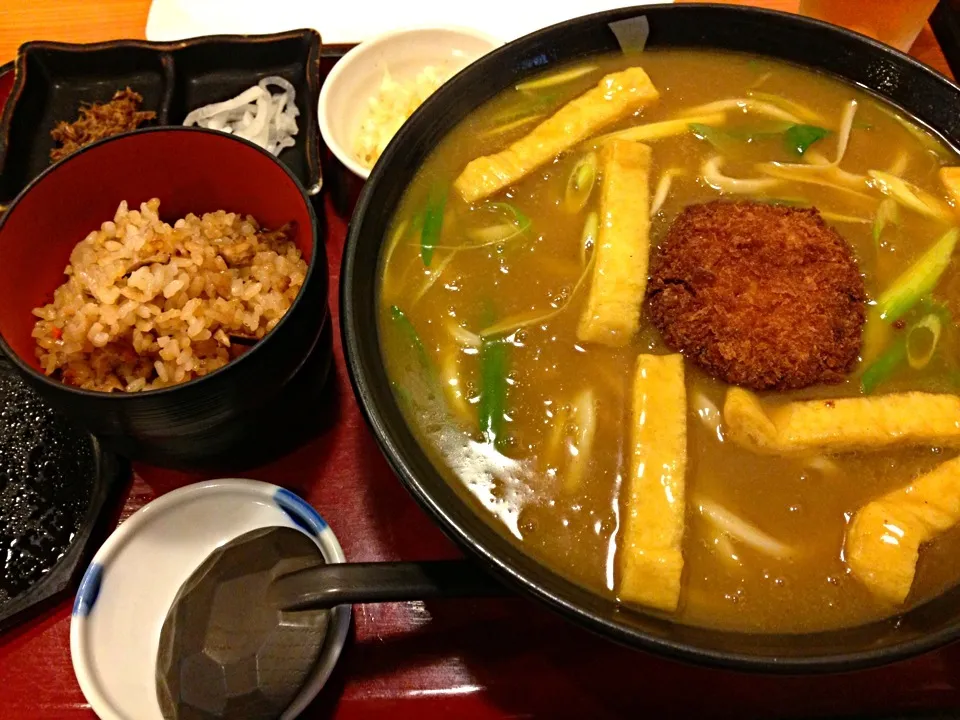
32,198,307,392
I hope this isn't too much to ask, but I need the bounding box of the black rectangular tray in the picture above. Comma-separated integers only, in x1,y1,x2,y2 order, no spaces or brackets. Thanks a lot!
0,29,322,205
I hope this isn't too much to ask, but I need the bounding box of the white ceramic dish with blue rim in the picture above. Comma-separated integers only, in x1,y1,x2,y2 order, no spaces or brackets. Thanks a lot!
70,478,350,720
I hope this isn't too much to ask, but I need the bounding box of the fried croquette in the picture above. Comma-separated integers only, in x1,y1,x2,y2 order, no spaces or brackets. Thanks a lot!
647,201,866,390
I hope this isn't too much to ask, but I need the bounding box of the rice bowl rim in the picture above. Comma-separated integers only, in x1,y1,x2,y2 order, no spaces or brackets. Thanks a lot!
0,125,322,399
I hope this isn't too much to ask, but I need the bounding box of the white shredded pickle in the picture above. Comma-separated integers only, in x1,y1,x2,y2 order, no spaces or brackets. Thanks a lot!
182,76,299,156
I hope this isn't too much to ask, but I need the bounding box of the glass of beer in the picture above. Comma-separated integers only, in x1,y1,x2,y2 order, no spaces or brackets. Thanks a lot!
798,0,939,52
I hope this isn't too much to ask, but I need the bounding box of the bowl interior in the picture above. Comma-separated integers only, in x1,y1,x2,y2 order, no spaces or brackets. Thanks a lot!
0,127,314,372
343,4,960,671
319,27,501,178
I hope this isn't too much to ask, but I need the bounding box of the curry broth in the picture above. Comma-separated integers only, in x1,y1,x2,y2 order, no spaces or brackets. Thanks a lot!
378,50,960,632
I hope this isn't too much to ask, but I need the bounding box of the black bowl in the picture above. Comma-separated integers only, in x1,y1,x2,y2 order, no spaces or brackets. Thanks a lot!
342,4,960,672
0,127,329,470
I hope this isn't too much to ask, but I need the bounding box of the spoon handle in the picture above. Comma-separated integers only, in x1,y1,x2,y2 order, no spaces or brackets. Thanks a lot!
268,560,508,611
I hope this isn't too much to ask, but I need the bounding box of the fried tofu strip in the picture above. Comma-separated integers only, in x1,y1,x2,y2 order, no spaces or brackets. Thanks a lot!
577,140,652,346
724,387,960,455
454,67,659,203
940,167,960,216
619,354,686,612
846,455,960,604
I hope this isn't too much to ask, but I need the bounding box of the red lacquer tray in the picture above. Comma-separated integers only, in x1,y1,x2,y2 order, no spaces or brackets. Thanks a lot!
2,57,960,720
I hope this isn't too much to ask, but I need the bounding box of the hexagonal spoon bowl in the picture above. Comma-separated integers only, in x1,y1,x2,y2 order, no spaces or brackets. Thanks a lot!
156,526,504,720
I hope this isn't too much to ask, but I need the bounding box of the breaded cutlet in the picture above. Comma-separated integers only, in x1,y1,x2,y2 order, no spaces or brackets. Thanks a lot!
646,201,866,390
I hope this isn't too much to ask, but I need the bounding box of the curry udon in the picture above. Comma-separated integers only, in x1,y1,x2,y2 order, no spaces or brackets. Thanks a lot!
378,50,960,633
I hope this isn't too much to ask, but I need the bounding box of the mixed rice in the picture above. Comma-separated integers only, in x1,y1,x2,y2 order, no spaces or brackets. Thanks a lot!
32,198,307,392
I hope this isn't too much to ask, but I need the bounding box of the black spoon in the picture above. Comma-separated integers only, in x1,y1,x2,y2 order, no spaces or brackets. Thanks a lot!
156,526,505,720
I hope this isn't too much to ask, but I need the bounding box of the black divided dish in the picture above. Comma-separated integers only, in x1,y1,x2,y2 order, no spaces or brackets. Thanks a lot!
342,4,960,672
0,354,127,633
0,30,322,205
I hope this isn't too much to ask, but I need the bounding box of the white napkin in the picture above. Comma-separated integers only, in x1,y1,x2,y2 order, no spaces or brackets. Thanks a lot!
146,0,671,45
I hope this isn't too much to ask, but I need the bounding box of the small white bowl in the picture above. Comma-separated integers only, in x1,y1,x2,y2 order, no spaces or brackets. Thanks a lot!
319,26,502,180
70,479,351,720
